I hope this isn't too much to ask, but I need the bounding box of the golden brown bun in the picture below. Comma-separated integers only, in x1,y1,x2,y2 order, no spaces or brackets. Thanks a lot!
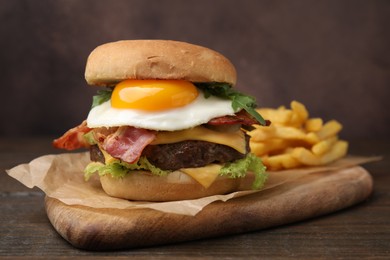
85,40,237,86
100,170,254,202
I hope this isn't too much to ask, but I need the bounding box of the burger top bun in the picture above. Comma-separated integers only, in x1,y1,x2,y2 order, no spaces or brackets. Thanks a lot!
85,40,237,86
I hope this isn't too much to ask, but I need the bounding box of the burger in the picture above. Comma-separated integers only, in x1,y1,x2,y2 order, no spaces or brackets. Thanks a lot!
53,40,268,201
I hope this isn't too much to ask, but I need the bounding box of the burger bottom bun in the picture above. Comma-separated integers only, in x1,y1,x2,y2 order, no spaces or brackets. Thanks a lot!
100,171,255,202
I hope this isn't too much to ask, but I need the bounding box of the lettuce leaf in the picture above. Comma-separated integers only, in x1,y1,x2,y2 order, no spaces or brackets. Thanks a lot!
84,157,171,181
219,153,268,189
83,131,97,145
84,154,267,190
84,161,127,180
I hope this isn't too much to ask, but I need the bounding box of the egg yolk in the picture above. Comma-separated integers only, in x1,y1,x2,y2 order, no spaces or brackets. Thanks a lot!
111,80,199,111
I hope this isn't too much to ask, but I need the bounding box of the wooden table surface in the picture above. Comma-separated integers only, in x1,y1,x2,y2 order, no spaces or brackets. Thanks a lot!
0,137,389,258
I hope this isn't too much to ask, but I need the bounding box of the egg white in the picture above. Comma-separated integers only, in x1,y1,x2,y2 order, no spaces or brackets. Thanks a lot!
86,92,236,131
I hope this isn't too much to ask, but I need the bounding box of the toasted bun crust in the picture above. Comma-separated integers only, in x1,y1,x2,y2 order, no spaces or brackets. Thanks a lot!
85,40,237,86
100,171,254,202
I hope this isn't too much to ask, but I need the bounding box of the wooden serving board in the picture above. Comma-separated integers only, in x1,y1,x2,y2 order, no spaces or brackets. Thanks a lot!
45,166,373,250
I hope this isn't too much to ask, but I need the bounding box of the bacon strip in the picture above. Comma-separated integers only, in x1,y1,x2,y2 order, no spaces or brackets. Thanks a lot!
102,126,156,164
52,120,91,150
207,110,258,126
53,111,266,159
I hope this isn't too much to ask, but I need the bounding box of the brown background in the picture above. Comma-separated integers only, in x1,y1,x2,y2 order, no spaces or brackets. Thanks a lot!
0,0,389,139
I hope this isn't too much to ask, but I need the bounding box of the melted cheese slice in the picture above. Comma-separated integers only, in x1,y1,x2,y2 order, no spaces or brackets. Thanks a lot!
98,144,117,164
180,164,222,188
151,126,246,154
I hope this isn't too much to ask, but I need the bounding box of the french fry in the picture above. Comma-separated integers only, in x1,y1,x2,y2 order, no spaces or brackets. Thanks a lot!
273,126,307,140
292,140,348,166
247,125,276,142
312,136,338,155
249,125,308,142
290,101,309,126
249,100,348,170
252,127,319,146
291,147,320,165
320,140,348,164
305,132,320,145
263,153,301,171
256,108,293,126
305,118,323,132
316,120,342,140
250,139,292,156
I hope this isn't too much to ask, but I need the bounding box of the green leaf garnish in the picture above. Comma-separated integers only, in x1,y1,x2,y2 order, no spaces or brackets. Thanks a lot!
220,153,268,189
85,153,267,190
91,89,113,108
83,131,97,145
84,157,171,181
195,82,267,126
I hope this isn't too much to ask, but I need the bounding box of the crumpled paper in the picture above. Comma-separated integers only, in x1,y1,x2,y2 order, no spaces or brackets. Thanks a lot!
6,152,380,216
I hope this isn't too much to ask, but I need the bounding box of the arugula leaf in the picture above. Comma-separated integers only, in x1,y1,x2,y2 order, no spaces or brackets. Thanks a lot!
91,89,113,108
195,82,267,126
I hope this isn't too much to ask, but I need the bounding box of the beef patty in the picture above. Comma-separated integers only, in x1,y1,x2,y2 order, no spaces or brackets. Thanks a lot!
90,138,249,171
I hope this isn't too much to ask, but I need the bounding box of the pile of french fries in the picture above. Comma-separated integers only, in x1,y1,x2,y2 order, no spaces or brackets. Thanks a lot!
249,101,348,171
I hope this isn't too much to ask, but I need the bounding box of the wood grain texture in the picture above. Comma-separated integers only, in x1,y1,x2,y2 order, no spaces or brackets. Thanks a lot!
45,166,373,251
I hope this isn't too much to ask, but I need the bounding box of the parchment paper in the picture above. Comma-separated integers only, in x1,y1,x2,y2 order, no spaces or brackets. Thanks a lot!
6,152,380,216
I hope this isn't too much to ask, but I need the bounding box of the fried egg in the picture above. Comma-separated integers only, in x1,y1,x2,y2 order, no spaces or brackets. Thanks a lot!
86,80,236,131
111,79,199,111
